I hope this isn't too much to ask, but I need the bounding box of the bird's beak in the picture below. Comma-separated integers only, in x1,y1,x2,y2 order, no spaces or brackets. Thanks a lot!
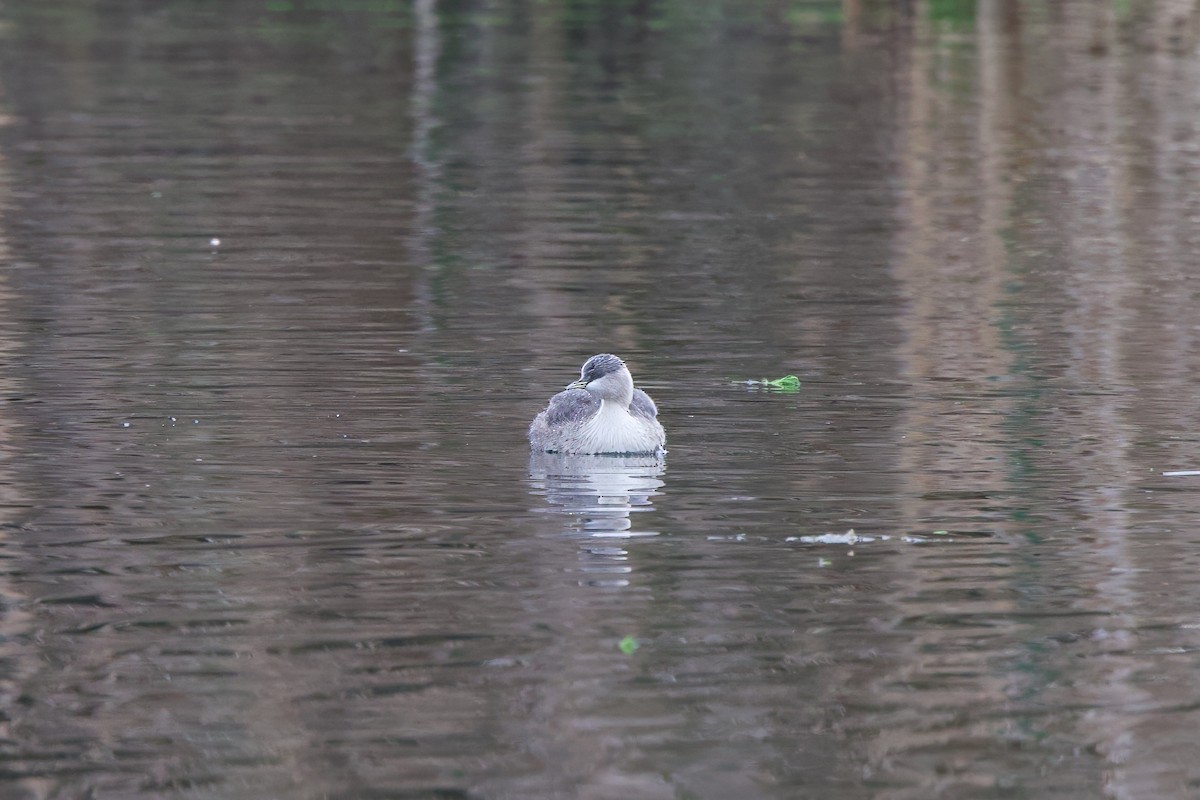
567,379,588,390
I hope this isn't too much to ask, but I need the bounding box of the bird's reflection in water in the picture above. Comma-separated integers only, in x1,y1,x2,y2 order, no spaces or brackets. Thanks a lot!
528,453,665,587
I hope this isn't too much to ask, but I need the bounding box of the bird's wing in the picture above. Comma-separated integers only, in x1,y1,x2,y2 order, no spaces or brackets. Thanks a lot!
629,388,659,420
539,388,600,427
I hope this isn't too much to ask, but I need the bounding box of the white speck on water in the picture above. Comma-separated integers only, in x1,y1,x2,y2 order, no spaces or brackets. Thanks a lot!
483,657,521,668
151,191,162,198
196,458,203,462
121,422,130,428
209,238,221,247
787,531,887,545
169,417,176,422
193,419,200,424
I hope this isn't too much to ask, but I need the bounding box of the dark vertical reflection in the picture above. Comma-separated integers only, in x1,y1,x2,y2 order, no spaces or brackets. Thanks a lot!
410,0,442,335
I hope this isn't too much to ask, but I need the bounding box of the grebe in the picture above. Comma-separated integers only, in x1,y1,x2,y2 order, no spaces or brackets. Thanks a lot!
529,354,665,455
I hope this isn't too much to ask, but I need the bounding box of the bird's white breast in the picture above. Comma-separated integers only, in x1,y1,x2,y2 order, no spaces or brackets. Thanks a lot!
576,399,662,454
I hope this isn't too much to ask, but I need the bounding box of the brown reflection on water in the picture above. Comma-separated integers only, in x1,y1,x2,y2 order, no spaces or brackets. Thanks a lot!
868,2,1025,791
1040,4,1200,797
881,2,1200,797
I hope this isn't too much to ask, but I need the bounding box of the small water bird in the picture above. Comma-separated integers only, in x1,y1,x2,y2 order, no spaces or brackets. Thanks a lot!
529,354,665,455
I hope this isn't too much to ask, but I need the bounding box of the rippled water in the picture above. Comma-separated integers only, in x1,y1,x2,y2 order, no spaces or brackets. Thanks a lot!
2,1,1200,798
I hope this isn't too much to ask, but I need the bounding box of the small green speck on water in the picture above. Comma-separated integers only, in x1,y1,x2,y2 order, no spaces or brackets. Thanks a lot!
931,530,949,535
618,635,639,655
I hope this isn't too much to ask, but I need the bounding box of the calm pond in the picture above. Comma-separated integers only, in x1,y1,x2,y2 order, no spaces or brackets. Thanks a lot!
1,1,1200,798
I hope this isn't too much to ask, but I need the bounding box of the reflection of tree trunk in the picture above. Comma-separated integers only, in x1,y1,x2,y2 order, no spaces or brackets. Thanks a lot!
842,0,862,50
891,0,1019,570
975,0,1018,365
1054,5,1145,797
410,0,442,335
515,6,612,349
517,5,573,329
868,2,939,779
870,0,1021,787
1140,4,1200,411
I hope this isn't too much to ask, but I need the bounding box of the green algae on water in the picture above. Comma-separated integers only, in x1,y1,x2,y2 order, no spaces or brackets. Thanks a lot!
741,375,801,392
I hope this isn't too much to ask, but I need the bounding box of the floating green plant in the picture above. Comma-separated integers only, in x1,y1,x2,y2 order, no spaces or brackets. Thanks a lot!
618,635,639,655
741,375,801,392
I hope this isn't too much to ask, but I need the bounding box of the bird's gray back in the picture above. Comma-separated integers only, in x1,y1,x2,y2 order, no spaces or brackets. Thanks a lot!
629,388,658,420
537,388,600,428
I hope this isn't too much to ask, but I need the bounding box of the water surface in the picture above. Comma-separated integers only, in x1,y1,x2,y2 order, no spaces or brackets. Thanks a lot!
1,1,1200,798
